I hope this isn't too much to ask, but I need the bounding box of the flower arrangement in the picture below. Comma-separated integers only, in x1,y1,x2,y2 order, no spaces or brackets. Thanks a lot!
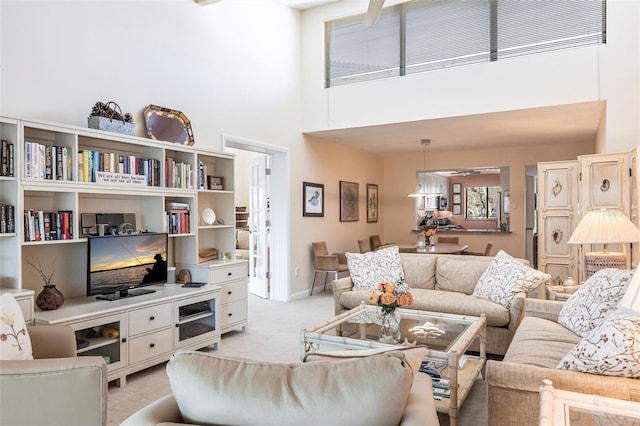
419,225,437,237
368,277,414,314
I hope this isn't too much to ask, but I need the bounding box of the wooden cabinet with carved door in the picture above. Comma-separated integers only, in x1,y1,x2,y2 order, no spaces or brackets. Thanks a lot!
537,161,580,294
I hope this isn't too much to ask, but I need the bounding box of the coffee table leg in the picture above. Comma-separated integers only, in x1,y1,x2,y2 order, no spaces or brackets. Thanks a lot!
359,323,366,339
449,352,459,426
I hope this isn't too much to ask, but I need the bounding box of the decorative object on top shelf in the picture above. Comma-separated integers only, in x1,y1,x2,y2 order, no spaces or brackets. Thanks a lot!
88,101,135,136
143,105,194,146
25,258,64,310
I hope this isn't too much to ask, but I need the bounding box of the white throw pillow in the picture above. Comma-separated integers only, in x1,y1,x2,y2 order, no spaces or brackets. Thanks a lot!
472,250,550,308
0,293,33,360
557,308,640,377
167,350,413,426
346,245,403,291
558,268,634,337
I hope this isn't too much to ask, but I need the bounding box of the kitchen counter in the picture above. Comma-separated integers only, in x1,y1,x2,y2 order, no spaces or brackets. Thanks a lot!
413,227,510,234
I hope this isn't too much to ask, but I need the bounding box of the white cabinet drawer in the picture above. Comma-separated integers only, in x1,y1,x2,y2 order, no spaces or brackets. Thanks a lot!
221,280,247,305
221,300,247,326
128,303,172,336
209,265,247,284
128,328,173,365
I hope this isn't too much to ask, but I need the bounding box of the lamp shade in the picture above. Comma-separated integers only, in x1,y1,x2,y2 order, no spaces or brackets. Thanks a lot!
619,264,640,314
567,209,640,245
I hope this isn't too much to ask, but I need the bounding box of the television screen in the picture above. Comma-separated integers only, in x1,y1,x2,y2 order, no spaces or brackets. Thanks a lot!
87,233,168,299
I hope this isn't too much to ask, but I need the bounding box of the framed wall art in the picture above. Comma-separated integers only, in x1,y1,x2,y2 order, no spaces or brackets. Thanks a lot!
367,183,378,223
452,183,461,194
453,204,461,215
340,181,359,222
303,181,324,217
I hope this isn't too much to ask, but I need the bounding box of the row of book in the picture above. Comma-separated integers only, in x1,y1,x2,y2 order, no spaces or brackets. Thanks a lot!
24,141,73,181
78,150,161,186
24,209,73,242
165,157,193,189
166,201,190,235
197,160,210,190
1,140,15,177
0,203,15,233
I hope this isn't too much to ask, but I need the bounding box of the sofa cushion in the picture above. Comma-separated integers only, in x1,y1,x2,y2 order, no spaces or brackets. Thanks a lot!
503,316,581,368
346,245,403,291
557,308,640,377
0,293,33,361
166,351,414,426
339,289,510,327
558,268,634,338
400,254,437,289
473,250,550,308
435,255,493,294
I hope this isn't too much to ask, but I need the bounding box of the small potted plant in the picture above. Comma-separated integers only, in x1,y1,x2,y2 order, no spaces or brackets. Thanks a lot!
25,258,64,310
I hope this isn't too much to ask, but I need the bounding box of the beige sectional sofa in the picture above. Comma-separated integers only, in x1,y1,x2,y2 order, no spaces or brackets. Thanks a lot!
487,298,640,426
332,253,528,356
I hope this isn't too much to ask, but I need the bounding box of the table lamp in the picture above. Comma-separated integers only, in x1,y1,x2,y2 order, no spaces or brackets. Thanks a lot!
567,208,640,278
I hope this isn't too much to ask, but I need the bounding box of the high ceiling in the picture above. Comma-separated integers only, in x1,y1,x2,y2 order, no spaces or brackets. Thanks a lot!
304,101,605,156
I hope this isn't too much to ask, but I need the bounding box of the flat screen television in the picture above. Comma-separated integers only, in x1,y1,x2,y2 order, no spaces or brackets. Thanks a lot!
87,233,168,300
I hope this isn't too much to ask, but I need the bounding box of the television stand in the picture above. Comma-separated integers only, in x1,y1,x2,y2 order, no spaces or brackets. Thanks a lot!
96,288,156,301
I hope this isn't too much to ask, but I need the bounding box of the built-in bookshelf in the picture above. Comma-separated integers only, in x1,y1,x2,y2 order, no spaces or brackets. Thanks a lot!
0,116,237,299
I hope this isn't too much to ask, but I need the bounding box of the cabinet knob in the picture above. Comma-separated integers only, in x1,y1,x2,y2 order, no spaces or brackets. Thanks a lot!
227,272,232,276
228,313,233,317
149,316,155,321
121,338,127,343
228,291,232,295
175,324,179,328
149,343,155,348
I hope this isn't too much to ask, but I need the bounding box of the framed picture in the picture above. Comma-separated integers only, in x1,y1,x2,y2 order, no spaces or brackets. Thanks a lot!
303,182,324,217
453,194,461,204
453,204,461,215
452,183,461,194
367,184,378,223
340,181,359,222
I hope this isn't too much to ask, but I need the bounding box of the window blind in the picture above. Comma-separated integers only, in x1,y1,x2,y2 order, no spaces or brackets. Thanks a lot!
326,7,401,87
325,0,605,88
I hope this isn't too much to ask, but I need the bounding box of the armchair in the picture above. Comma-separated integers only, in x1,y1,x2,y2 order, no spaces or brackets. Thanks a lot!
310,241,348,295
358,238,371,253
0,325,108,426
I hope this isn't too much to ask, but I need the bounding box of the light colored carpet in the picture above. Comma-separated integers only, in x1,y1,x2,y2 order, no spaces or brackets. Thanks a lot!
107,290,487,425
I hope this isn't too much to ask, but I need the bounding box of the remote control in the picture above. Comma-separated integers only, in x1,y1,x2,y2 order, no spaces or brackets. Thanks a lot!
182,282,206,288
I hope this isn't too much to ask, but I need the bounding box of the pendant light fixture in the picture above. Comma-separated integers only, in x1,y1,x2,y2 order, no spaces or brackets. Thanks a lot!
408,139,442,198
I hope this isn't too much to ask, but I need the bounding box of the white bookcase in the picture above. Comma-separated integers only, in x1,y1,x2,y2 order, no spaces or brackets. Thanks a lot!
0,116,247,383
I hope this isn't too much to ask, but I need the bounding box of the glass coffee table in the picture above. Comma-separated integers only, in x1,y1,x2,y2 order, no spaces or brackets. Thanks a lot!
301,303,486,426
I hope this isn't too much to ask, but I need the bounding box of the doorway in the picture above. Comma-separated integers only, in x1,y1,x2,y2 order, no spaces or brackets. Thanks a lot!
223,134,290,301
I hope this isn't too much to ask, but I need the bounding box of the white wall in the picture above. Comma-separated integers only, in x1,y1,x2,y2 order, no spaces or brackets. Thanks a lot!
0,0,305,298
300,0,640,153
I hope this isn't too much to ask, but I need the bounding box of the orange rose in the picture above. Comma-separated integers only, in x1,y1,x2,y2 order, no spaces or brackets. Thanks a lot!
398,293,413,307
369,292,380,304
384,283,396,294
380,292,397,306
378,282,387,292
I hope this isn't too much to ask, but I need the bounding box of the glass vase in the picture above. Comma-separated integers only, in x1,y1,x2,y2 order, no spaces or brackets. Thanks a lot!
429,235,436,246
378,311,401,344
417,233,426,249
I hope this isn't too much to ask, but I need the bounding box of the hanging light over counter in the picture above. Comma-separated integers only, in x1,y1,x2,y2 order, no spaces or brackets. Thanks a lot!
408,139,443,198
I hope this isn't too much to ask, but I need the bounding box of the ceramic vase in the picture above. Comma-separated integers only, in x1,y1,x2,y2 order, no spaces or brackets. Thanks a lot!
36,285,64,311
378,311,401,344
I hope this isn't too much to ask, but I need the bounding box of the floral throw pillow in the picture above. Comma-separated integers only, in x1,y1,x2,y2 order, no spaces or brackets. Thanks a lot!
558,268,634,338
472,250,550,308
0,293,33,360
346,246,403,291
557,308,640,377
